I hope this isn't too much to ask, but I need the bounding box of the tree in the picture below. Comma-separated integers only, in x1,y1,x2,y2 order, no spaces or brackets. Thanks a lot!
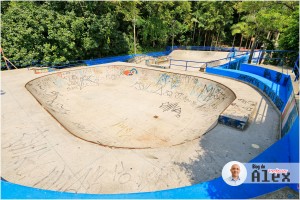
231,22,252,49
278,5,299,51
116,1,141,54
1,1,129,65
235,1,298,63
1,1,298,68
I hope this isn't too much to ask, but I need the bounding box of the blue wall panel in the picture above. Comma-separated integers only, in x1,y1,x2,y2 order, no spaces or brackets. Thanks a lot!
206,67,285,111
240,64,290,86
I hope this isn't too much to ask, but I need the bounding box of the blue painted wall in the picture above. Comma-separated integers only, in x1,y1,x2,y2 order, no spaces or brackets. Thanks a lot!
206,63,299,193
206,67,285,111
240,64,290,86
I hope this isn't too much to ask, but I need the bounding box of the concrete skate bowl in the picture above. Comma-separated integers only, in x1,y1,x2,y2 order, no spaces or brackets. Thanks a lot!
25,65,236,149
168,50,230,71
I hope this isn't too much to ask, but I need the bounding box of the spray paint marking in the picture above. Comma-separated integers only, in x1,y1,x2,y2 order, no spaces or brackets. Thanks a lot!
159,102,181,118
123,68,138,76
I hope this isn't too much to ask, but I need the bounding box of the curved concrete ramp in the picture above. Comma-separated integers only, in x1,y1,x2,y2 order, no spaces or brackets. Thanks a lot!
168,50,230,71
169,50,229,62
26,66,235,149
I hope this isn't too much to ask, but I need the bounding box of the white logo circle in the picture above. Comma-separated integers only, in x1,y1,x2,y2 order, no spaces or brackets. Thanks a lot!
222,161,247,186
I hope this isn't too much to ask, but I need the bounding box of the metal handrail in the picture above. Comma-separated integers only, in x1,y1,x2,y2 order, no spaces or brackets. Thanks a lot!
169,51,249,71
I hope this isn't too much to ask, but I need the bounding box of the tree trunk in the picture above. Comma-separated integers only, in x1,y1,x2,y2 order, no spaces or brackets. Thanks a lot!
275,32,280,48
232,34,236,47
245,38,249,49
239,34,243,50
210,34,214,51
255,41,259,49
266,31,271,40
198,28,201,45
232,13,240,48
204,31,207,47
248,36,253,49
133,16,136,54
172,34,174,50
192,22,196,44
216,31,220,47
248,36,257,64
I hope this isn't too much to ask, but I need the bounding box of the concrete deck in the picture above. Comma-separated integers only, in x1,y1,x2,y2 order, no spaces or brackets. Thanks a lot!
2,62,280,194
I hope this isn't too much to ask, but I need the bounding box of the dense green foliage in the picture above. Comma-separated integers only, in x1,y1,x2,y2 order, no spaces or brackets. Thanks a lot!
1,1,299,65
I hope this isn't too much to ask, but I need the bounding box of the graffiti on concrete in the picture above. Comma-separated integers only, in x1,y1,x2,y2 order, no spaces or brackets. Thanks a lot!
1,128,83,192
275,72,282,83
59,70,100,90
131,70,233,113
237,74,260,88
159,102,181,118
263,69,272,80
123,68,138,76
237,74,284,111
218,98,257,130
236,98,256,112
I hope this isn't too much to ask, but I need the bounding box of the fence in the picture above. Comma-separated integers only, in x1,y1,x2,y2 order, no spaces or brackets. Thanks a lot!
169,59,207,71
292,56,299,81
1,59,85,70
251,50,297,74
84,51,170,66
1,51,170,70
166,45,236,52
169,51,249,71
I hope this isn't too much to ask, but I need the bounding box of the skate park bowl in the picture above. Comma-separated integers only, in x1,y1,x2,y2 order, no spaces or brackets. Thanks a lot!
25,65,236,149
1,48,299,199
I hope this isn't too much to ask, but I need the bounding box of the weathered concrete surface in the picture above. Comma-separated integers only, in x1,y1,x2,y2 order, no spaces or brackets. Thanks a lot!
169,50,229,62
219,98,257,130
2,62,280,194
25,66,235,149
167,50,230,71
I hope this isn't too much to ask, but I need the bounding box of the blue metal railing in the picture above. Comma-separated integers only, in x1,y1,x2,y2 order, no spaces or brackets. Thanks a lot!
3,47,296,73
252,50,297,74
169,59,207,71
292,56,299,81
1,59,85,70
84,51,170,66
166,45,237,52
169,51,249,71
